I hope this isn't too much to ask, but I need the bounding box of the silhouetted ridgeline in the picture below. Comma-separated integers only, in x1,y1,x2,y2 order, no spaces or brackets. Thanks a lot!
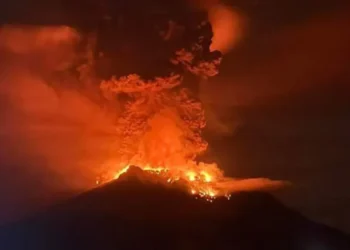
1,170,349,250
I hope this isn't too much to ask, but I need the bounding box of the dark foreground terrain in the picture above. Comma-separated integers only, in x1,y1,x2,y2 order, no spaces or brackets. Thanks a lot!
1,168,349,250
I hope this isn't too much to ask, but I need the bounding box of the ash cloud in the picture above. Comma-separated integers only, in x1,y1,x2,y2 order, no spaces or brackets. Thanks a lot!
201,7,350,106
198,5,350,140
208,4,246,54
189,0,246,54
0,4,286,222
0,26,117,222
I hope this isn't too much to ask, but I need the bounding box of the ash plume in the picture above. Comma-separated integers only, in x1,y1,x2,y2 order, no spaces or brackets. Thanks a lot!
0,1,286,222
201,6,350,106
189,0,246,54
0,26,119,222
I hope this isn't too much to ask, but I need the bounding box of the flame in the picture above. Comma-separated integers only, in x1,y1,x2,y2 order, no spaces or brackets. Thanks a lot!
187,171,197,182
114,166,130,179
108,162,224,199
201,171,212,182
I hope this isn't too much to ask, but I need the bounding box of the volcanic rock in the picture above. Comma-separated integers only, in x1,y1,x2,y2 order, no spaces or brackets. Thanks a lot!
1,169,349,250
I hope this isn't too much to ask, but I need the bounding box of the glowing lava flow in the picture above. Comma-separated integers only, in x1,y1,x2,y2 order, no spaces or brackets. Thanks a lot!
104,162,232,201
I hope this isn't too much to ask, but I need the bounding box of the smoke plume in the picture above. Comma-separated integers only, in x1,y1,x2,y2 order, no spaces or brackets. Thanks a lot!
201,7,350,106
208,4,245,54
0,26,118,222
0,20,285,222
190,0,246,54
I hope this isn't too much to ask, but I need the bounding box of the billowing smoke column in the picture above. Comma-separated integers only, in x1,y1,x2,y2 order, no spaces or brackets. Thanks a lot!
96,11,227,196
98,49,284,198
94,2,284,197
0,0,285,211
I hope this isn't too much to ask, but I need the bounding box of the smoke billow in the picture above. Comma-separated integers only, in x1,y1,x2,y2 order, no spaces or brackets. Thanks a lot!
0,16,284,221
189,0,246,54
0,26,118,222
208,4,246,54
201,7,350,106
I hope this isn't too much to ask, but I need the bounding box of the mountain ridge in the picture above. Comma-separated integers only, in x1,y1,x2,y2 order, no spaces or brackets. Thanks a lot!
1,168,349,250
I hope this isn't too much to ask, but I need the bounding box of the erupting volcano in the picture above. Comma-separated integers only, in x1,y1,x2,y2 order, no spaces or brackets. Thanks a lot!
91,21,281,199
2,1,350,250
96,69,283,198
0,0,286,210
1,1,275,199
97,67,225,198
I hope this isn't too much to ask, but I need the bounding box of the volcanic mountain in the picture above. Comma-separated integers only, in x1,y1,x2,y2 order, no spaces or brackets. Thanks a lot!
1,166,349,250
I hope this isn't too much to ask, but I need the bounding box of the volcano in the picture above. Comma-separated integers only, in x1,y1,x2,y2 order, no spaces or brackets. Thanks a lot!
1,167,349,250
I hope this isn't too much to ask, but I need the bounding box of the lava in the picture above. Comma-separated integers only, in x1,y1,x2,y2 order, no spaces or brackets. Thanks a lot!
106,162,286,201
111,164,223,200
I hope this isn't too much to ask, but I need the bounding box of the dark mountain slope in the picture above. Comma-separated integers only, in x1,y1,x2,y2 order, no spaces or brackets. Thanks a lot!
1,168,349,250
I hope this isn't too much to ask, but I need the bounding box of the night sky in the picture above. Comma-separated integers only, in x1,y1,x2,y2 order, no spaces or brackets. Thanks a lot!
204,0,350,232
1,0,350,233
